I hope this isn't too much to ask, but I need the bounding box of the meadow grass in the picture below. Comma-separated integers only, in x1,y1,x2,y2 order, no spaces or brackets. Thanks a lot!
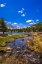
0,34,23,51
27,35,42,53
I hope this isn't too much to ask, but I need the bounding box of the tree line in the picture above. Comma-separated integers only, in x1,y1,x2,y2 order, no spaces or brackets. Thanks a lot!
0,18,42,34
8,22,42,32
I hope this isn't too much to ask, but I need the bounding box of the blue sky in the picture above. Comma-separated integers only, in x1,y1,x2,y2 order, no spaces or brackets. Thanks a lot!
0,0,42,27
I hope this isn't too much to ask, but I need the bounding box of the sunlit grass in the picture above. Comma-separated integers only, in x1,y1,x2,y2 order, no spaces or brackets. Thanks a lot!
27,35,42,53
0,34,23,46
0,34,23,51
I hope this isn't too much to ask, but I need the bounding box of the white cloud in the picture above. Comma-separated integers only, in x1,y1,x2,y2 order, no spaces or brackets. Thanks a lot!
29,23,33,24
18,10,23,13
0,3,6,7
36,19,39,22
21,14,26,17
29,22,36,25
26,20,34,23
14,22,17,24
18,8,25,14
18,8,26,17
22,8,24,10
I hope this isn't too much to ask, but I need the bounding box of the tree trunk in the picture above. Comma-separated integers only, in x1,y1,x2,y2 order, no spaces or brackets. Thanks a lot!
3,31,4,34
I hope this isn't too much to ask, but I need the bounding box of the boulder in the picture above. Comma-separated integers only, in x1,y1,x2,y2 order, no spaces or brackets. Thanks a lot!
6,47,12,53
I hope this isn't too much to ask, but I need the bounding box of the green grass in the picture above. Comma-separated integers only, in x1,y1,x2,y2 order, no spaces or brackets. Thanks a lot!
0,34,23,46
0,34,24,51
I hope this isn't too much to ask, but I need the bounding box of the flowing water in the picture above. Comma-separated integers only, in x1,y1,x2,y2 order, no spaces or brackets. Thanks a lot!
0,36,42,64
6,36,41,64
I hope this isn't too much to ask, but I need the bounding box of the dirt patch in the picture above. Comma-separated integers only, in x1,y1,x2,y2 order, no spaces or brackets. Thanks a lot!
0,34,8,37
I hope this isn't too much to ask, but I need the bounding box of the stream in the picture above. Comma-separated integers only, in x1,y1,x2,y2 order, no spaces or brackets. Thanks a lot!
0,36,42,64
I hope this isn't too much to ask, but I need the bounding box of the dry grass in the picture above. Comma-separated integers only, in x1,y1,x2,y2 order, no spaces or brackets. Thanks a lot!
26,34,42,53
